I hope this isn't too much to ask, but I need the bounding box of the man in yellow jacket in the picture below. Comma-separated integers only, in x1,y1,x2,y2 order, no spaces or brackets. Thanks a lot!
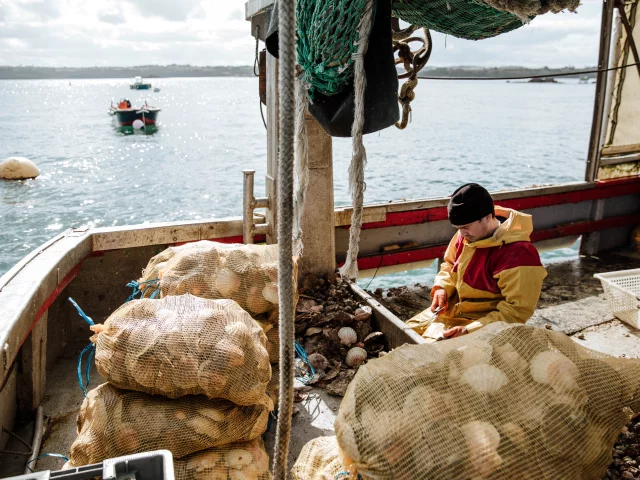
407,183,547,341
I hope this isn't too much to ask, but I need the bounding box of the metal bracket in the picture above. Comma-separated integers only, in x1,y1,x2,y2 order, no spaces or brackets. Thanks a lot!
242,170,271,244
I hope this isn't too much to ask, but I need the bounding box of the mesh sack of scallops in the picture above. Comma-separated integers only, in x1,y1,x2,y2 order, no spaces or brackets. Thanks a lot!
290,436,344,480
266,364,280,410
138,241,215,286
173,438,272,480
264,325,280,364
332,322,640,480
90,295,271,404
68,383,271,466
139,241,292,323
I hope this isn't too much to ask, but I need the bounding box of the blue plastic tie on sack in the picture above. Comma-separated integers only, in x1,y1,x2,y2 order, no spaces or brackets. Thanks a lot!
69,297,95,397
294,340,316,384
26,453,69,472
68,297,94,327
126,278,159,302
335,472,362,479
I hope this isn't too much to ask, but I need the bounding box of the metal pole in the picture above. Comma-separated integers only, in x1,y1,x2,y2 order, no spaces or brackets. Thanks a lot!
617,0,640,78
266,51,280,244
585,0,616,182
600,9,622,149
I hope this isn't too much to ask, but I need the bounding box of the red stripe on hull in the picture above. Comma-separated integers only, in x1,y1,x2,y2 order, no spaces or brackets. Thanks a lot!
340,213,640,270
349,177,640,231
1,263,83,390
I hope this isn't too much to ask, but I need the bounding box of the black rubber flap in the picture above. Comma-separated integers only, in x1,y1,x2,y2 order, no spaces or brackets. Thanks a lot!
266,0,399,137
265,1,279,58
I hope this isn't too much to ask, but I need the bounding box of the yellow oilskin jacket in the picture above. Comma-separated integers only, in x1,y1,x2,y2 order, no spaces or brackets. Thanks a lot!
407,207,547,339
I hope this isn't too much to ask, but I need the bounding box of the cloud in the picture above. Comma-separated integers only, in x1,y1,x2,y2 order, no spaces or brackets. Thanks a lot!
127,0,202,21
0,0,605,67
228,8,244,21
97,7,126,25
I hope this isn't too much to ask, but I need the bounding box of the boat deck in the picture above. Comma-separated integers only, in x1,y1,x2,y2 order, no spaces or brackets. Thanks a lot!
5,249,640,475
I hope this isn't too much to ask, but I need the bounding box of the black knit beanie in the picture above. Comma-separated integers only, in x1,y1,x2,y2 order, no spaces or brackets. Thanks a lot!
447,183,495,226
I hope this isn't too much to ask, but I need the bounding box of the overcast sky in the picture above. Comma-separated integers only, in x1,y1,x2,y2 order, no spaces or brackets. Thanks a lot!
0,0,603,68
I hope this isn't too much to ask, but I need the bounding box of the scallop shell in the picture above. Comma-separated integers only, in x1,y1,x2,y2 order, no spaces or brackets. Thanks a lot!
246,286,270,314
215,268,241,297
307,352,329,372
530,351,579,393
462,364,508,394
345,347,367,367
459,341,493,369
354,306,372,322
338,327,357,346
363,331,384,346
262,282,279,304
461,421,502,477
224,448,253,469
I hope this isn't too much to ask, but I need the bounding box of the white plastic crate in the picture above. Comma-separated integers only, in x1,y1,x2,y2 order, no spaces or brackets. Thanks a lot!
594,268,640,329
1,450,174,480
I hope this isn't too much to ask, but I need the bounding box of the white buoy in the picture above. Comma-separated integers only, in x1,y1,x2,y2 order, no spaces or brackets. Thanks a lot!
0,157,40,180
132,119,145,130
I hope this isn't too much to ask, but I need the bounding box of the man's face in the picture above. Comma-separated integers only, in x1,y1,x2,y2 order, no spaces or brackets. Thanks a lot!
452,214,494,243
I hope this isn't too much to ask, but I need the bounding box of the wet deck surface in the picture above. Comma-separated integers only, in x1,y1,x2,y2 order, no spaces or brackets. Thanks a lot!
263,384,341,472
35,342,105,472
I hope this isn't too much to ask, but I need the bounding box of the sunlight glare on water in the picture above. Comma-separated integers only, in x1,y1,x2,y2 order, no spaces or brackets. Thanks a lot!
0,77,594,287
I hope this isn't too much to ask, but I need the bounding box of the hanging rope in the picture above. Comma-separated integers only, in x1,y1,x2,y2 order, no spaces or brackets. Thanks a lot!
254,25,261,77
293,73,310,257
273,0,297,476
0,427,32,456
393,24,432,129
338,0,375,280
254,26,268,130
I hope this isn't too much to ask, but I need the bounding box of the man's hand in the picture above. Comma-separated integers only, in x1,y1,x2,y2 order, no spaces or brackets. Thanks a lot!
430,288,447,312
443,326,468,338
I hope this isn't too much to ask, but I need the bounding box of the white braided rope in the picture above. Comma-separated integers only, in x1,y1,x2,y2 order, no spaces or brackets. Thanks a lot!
273,0,296,477
293,75,310,257
338,0,375,280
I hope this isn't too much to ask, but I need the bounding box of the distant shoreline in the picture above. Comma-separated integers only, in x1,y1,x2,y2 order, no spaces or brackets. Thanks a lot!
0,65,597,80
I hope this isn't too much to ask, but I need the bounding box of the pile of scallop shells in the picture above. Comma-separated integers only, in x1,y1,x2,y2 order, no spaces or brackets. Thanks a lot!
295,273,387,396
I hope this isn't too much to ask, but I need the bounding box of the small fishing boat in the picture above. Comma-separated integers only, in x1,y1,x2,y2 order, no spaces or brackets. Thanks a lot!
129,76,152,90
111,99,160,128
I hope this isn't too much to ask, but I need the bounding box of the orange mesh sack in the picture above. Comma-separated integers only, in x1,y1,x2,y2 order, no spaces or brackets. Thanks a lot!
334,322,640,480
68,383,271,466
146,241,289,322
91,295,271,404
174,438,271,480
290,436,344,480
